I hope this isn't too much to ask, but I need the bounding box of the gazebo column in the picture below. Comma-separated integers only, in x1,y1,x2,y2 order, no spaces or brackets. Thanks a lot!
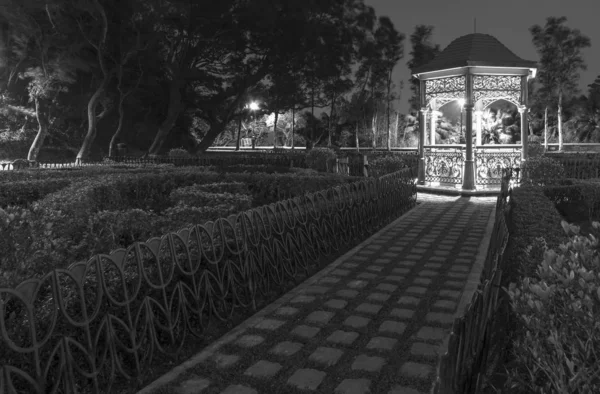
417,107,428,185
462,104,475,190
475,110,483,146
430,110,438,145
519,105,529,162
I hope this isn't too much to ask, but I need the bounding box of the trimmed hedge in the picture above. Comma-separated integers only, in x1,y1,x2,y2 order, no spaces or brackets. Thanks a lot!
0,178,73,208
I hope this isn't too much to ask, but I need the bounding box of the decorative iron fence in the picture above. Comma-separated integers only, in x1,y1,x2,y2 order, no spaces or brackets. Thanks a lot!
546,155,600,179
475,148,521,186
0,168,417,393
424,147,464,184
433,168,513,394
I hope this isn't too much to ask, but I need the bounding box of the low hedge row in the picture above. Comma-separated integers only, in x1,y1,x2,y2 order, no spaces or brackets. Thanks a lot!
0,169,360,287
0,178,73,208
543,178,600,222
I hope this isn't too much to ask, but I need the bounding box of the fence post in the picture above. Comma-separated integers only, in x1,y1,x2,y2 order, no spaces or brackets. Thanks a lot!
363,155,369,177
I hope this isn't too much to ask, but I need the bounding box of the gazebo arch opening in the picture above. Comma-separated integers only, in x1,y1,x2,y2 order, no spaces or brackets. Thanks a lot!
411,33,537,191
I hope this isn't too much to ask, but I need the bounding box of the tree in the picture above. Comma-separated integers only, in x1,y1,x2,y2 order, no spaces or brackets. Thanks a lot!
530,16,591,151
407,25,440,113
373,16,404,150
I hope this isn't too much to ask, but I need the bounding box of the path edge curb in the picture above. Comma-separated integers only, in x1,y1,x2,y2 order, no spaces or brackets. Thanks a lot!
430,199,498,394
137,202,423,394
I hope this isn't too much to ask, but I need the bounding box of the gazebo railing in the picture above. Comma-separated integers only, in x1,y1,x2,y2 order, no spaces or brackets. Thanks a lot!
423,145,522,187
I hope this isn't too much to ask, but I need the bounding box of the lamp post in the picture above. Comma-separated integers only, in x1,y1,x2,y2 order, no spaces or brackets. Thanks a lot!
458,98,465,143
235,101,259,151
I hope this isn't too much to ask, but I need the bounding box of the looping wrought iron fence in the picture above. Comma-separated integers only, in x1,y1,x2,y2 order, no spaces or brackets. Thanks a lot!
0,168,416,393
424,147,464,184
475,149,521,186
433,168,513,394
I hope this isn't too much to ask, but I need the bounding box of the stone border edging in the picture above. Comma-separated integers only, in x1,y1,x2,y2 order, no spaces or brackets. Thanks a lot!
430,199,498,394
137,203,423,394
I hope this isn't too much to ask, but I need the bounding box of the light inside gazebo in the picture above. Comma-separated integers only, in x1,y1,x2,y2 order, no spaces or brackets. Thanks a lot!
458,98,465,108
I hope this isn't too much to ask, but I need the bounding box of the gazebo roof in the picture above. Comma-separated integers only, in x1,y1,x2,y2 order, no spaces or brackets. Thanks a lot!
412,33,537,75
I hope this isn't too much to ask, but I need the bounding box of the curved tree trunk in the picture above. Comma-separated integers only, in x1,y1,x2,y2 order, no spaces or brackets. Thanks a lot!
146,78,183,155
27,97,49,161
194,121,227,153
273,110,279,149
558,92,563,151
108,98,126,158
544,107,548,150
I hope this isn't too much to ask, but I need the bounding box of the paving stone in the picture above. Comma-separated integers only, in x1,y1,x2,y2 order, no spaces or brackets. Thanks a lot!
366,244,380,250
447,272,468,279
415,326,446,341
389,246,404,252
351,256,369,262
287,369,327,391
444,280,464,288
426,312,455,326
359,249,376,255
304,285,330,294
389,308,414,319
324,299,348,309
334,378,371,394
382,252,398,258
410,248,428,253
429,256,447,262
291,325,320,339
367,292,391,302
458,252,475,258
357,272,378,280
433,299,457,310
418,270,439,277
221,384,257,394
376,283,398,292
450,265,470,272
331,269,352,276
413,277,432,286
235,335,264,348
438,244,453,250
355,303,383,315
405,254,422,260
290,295,316,304
341,262,360,269
244,360,282,378
213,353,240,368
374,258,392,264
379,320,406,335
309,346,344,366
318,276,341,285
178,375,210,393
306,310,335,324
337,289,360,298
398,260,416,267
439,289,461,299
274,306,299,316
384,275,405,283
399,362,433,379
254,318,286,330
347,280,369,289
343,315,371,328
270,341,303,356
406,286,428,295
398,296,420,305
366,265,384,272
392,268,410,275
327,330,359,345
455,258,473,264
351,354,386,372
410,342,440,358
424,262,443,269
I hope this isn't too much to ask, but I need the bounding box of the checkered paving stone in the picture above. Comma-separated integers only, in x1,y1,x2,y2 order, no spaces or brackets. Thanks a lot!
153,195,495,394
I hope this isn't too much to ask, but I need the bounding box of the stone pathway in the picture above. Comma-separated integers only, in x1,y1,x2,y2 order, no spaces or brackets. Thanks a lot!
140,194,496,394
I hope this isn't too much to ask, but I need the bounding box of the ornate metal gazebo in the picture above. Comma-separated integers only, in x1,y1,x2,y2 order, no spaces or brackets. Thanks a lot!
411,33,537,190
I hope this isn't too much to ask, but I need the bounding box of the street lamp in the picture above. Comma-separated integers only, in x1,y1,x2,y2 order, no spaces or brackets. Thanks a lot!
458,98,465,142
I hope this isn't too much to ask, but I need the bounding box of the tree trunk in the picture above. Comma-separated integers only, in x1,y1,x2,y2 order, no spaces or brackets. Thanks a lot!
355,122,359,152
544,106,548,150
328,94,335,148
27,97,49,161
108,95,126,158
393,111,399,148
386,70,391,151
146,78,183,155
194,120,228,153
558,92,563,151
309,83,315,150
371,111,377,149
291,106,295,149
235,113,243,151
273,110,279,149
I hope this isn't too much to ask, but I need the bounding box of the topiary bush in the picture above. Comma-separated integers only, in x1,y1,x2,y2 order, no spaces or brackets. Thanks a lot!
168,147,189,157
504,220,600,393
521,156,566,186
305,147,337,172
367,155,407,177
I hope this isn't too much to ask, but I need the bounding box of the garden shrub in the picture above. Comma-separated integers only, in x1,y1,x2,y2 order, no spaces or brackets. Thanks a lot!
367,155,407,177
168,148,189,157
504,221,600,393
162,204,240,229
170,188,252,211
0,178,72,208
521,156,566,186
527,140,545,158
305,147,337,172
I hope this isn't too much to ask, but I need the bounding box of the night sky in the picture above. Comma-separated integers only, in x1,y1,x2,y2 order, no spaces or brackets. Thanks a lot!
365,0,600,113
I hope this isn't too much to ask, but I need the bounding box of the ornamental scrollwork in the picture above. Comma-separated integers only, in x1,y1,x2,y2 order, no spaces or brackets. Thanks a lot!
424,148,464,184
425,76,466,104
475,149,521,185
473,75,521,106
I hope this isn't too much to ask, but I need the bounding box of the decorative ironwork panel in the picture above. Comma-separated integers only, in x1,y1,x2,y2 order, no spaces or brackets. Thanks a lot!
475,149,521,185
425,76,466,103
473,75,521,105
425,148,464,184
0,169,416,394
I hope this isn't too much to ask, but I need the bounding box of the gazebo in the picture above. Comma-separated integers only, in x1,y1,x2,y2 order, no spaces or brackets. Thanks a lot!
411,33,537,191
